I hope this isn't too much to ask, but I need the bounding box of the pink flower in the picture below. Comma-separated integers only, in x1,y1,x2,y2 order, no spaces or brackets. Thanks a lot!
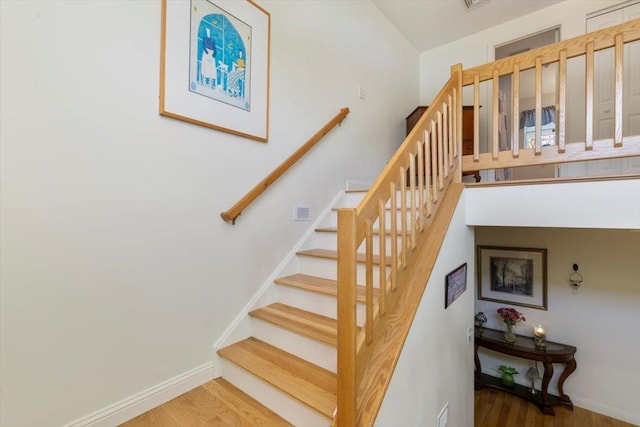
497,307,526,325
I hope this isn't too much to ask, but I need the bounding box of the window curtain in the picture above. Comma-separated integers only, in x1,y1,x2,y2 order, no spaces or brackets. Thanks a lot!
520,106,556,128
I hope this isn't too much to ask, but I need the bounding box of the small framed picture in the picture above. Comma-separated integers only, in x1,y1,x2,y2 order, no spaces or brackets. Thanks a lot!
477,245,548,310
445,263,467,308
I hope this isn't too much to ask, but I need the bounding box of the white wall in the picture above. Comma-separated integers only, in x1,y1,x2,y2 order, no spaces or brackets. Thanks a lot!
465,179,640,229
475,226,640,425
0,1,418,425
376,192,475,427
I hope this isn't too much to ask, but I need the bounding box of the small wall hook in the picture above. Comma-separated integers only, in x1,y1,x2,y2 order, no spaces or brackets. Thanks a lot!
569,263,583,290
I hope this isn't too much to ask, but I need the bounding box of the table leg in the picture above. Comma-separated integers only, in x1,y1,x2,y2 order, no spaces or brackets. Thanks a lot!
541,361,555,415
474,344,481,388
558,357,577,404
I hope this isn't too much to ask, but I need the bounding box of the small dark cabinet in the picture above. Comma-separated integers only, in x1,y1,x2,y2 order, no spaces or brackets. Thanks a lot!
405,106,480,182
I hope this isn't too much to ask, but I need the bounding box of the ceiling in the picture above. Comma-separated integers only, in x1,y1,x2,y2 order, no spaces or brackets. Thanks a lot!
372,0,565,52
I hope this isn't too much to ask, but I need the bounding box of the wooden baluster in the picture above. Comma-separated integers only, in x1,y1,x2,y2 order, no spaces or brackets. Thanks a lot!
424,130,432,218
558,50,567,152
437,111,444,190
409,153,416,250
448,96,454,170
417,139,425,232
442,103,449,178
586,42,594,150
614,34,623,147
336,208,357,427
378,200,386,316
535,57,542,154
431,120,438,203
399,167,407,269
492,69,499,160
512,64,520,157
365,218,373,345
474,74,480,161
451,91,458,159
389,182,397,291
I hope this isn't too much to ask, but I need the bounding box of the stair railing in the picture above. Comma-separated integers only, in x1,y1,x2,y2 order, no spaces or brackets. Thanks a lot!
335,65,463,426
221,107,350,224
461,19,640,176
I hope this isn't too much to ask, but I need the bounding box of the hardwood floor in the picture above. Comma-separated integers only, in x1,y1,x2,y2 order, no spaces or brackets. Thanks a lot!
120,379,292,427
121,379,637,426
475,388,637,427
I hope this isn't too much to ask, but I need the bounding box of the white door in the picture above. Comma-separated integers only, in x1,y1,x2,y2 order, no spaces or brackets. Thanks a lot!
560,2,640,177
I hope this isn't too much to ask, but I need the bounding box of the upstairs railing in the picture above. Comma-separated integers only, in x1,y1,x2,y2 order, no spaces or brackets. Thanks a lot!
335,65,463,426
461,19,640,175
221,107,349,224
334,18,640,427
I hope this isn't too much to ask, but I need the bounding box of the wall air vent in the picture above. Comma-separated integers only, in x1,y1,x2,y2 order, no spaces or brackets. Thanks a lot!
293,202,311,221
461,0,490,11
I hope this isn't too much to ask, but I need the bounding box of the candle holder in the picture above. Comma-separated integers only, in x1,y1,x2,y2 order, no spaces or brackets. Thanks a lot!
533,324,546,349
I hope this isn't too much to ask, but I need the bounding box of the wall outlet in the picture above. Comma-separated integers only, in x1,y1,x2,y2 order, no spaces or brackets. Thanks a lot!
437,402,449,427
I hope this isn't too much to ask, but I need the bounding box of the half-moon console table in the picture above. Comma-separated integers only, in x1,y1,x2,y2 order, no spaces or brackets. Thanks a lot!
474,326,577,415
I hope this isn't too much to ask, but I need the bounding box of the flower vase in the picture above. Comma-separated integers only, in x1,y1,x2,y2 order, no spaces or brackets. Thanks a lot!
504,323,516,343
501,373,515,388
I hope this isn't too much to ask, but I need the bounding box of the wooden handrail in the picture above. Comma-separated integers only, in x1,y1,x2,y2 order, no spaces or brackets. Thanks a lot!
221,107,350,224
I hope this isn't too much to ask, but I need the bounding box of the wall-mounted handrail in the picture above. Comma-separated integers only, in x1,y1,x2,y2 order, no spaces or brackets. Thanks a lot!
221,107,350,224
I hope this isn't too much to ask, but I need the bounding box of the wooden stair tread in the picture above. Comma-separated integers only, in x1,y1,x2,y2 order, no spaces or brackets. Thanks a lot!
218,337,336,419
250,302,358,346
296,248,392,266
274,273,376,303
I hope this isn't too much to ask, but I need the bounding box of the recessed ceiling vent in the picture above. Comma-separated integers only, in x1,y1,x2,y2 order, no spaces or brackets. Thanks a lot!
461,0,490,11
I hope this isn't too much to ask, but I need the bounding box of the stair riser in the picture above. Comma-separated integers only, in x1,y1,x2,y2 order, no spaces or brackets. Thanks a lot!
220,359,330,427
251,318,337,372
333,192,366,208
303,232,402,257
276,284,367,326
326,210,422,231
296,256,388,287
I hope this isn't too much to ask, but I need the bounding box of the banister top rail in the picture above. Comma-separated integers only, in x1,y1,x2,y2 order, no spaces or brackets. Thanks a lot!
461,19,640,85
220,107,350,224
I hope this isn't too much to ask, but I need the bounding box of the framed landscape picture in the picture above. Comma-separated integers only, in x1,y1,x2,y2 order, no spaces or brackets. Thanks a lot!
160,0,270,141
477,246,548,310
445,263,467,308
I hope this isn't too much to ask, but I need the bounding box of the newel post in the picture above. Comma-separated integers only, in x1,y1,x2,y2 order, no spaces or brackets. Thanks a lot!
336,208,357,426
451,63,463,183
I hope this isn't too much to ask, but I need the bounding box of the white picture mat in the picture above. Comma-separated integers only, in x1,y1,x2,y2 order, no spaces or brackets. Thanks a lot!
161,0,269,140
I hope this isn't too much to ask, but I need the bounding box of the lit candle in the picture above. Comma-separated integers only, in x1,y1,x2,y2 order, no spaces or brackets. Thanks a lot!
533,324,546,349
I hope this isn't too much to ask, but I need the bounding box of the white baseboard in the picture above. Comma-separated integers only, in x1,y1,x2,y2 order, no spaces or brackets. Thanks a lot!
63,362,214,427
571,396,640,426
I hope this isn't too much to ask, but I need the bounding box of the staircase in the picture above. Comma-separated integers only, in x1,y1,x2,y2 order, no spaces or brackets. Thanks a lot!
217,190,372,426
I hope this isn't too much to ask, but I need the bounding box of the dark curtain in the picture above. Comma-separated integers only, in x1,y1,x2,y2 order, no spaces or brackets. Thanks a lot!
520,106,556,128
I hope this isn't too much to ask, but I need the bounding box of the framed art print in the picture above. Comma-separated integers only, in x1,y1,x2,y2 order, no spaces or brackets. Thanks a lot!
445,263,467,308
477,245,548,310
160,0,270,141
